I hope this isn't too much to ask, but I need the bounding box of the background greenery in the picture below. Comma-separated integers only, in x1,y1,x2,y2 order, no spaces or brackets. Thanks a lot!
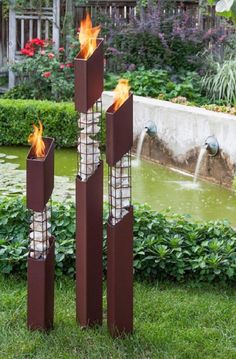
202,58,236,104
2,0,235,107
0,99,78,147
1,197,236,283
105,69,209,105
0,98,106,148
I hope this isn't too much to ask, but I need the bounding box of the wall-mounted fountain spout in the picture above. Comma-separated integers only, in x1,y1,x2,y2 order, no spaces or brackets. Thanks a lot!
144,121,157,137
194,136,219,183
135,122,157,166
204,136,219,157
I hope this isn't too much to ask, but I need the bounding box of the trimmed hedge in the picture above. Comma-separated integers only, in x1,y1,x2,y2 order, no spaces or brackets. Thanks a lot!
0,99,78,147
1,197,236,283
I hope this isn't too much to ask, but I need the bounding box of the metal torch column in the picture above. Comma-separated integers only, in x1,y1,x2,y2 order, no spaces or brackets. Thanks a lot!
106,95,133,337
74,40,104,327
26,137,55,331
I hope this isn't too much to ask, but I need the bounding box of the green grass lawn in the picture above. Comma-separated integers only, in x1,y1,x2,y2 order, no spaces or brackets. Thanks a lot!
1,276,236,359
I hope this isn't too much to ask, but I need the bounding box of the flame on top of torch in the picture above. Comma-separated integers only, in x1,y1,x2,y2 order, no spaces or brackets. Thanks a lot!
113,79,130,111
79,13,101,60
28,120,45,158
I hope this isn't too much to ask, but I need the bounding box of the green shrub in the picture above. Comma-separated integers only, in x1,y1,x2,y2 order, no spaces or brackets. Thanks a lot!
0,99,78,147
0,99,107,148
103,1,207,73
201,58,236,105
105,69,208,105
1,197,236,283
109,32,166,71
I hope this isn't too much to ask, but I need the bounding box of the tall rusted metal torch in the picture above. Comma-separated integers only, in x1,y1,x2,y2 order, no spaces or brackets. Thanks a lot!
74,14,104,327
106,80,133,337
26,121,55,331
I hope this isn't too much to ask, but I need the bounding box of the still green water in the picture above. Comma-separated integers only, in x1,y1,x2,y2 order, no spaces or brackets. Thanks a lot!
0,146,235,225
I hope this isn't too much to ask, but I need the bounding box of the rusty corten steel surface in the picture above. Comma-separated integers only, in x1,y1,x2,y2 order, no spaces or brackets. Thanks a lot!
107,207,133,337
106,94,133,167
74,39,104,113
26,137,54,212
76,161,103,327
27,237,55,331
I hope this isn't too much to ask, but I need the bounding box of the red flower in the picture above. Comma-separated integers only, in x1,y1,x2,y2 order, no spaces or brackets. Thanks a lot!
48,52,55,59
60,63,65,69
59,47,65,52
40,50,46,56
42,71,51,78
66,62,73,68
30,38,45,47
21,38,45,57
21,48,35,57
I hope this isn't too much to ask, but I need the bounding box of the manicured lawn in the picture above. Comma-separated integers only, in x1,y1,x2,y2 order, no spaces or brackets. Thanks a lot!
1,276,236,359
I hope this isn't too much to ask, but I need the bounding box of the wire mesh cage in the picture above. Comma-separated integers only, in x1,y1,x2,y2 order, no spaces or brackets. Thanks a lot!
77,99,102,181
29,201,52,259
108,151,131,225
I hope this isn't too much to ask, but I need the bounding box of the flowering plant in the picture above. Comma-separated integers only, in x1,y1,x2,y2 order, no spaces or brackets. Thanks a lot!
20,38,45,57
12,37,79,101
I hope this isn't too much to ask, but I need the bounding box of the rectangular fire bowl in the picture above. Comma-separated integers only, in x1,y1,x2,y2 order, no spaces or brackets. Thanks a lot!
107,206,133,337
27,137,54,212
76,161,103,327
74,39,104,113
106,94,133,166
27,237,55,331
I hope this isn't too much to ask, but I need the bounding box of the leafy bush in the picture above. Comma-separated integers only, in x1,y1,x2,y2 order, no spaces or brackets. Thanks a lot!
1,197,236,283
107,31,167,71
105,69,208,105
6,38,79,102
0,99,78,147
102,0,228,73
201,58,236,105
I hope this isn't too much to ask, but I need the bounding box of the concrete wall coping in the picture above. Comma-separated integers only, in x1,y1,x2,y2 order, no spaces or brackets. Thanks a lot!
103,91,236,122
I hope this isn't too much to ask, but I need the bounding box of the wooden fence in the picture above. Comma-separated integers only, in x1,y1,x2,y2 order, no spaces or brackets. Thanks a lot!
0,4,8,70
73,0,137,24
72,0,217,31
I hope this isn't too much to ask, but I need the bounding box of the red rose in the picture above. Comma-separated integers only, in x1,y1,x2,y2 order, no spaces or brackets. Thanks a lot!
40,50,46,56
59,47,65,52
28,51,34,57
66,62,73,68
60,63,65,69
30,38,45,47
48,53,55,59
21,48,35,57
42,71,51,78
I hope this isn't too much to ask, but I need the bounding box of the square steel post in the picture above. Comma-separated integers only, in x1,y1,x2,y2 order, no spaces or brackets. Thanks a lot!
26,137,55,331
106,94,134,337
74,39,104,327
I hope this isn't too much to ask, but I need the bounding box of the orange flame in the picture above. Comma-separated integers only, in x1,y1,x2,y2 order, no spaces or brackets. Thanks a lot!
79,13,101,60
113,79,130,111
28,121,45,158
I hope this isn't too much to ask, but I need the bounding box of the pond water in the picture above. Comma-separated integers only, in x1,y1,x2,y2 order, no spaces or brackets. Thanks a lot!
0,146,235,226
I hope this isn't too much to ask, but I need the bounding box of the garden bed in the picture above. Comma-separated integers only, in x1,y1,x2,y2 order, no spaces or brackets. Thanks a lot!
1,197,236,283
